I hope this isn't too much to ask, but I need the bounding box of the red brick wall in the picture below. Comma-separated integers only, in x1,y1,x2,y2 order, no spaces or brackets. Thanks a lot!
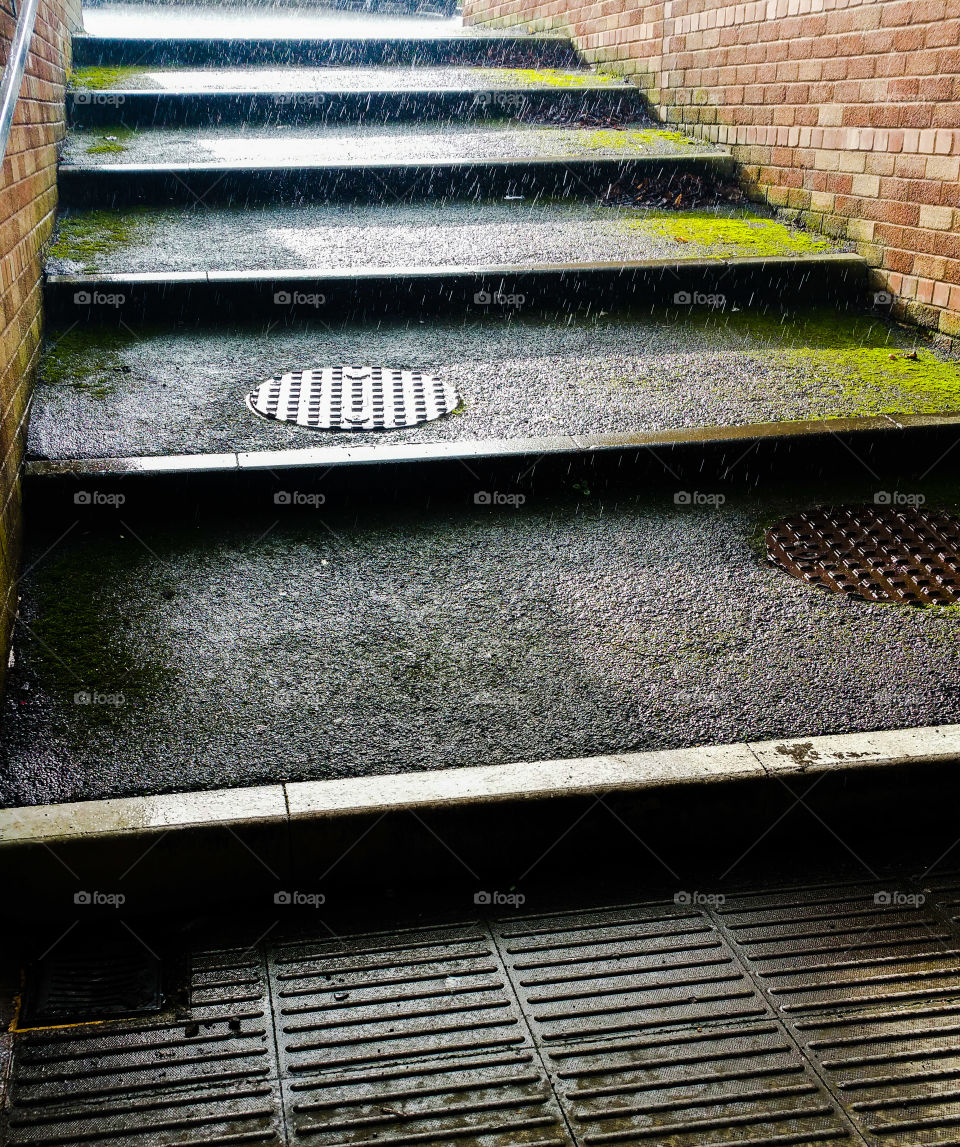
465,0,960,346
0,0,80,684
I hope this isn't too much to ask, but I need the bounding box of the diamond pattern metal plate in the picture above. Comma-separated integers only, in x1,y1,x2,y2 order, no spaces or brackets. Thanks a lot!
246,367,460,432
766,504,960,606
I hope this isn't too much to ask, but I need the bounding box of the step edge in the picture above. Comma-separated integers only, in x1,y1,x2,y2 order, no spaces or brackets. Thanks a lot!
25,413,942,478
1,725,957,846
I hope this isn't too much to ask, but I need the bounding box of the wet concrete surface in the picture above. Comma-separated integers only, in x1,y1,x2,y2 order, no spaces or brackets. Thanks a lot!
29,308,953,461
79,64,622,91
5,475,960,807
47,201,842,276
64,122,714,166
82,2,473,38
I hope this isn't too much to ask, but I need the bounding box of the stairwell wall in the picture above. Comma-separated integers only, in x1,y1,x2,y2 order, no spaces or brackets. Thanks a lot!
464,0,960,347
0,0,81,685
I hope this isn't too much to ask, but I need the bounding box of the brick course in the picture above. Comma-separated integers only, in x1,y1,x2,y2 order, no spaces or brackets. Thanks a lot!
464,0,960,344
0,0,80,686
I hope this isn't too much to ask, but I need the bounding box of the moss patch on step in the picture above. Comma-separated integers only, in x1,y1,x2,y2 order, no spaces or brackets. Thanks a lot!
39,326,137,399
83,126,138,155
481,67,623,88
626,210,839,257
579,127,701,151
48,209,157,273
69,65,144,90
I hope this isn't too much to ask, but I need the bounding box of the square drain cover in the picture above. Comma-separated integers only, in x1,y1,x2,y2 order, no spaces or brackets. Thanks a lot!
246,365,460,431
767,504,960,606
22,935,163,1026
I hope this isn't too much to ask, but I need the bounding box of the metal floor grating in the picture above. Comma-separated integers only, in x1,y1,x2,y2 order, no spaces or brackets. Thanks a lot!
7,874,960,1146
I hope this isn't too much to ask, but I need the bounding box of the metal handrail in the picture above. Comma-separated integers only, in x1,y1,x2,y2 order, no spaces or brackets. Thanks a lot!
0,0,40,166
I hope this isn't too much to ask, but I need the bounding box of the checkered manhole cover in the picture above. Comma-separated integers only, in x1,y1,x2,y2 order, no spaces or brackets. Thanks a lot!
246,366,460,431
766,504,960,606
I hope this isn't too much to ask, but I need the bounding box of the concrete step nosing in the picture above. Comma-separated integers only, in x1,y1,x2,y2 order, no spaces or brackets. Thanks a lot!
0,725,957,847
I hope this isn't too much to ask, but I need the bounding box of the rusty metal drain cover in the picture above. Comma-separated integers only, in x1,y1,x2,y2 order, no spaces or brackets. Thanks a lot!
767,504,960,606
246,366,460,431
22,937,163,1026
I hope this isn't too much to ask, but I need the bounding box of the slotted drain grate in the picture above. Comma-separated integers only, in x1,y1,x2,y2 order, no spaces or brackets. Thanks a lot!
766,504,960,606
21,938,163,1026
246,366,460,431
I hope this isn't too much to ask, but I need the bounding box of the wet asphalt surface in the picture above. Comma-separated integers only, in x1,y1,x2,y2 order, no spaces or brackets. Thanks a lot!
49,201,824,275
29,308,949,460
4,477,960,807
64,122,713,166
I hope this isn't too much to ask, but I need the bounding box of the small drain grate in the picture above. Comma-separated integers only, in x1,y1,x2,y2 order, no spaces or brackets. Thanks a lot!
766,505,960,606
246,366,460,431
22,938,163,1026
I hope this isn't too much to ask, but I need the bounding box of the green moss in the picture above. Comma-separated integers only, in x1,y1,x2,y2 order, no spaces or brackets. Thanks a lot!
83,126,137,155
69,65,143,90
626,209,839,257
578,127,698,151
39,326,136,399
48,209,156,272
26,540,172,731
482,67,621,88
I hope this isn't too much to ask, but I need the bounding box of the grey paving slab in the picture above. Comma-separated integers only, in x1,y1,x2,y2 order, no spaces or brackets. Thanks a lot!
45,201,843,276
5,480,960,807
81,3,477,39
63,121,717,167
28,308,960,461
73,64,625,92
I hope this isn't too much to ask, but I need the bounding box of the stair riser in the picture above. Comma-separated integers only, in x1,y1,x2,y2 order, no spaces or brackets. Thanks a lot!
58,155,736,207
71,34,580,68
46,258,867,322
67,89,645,127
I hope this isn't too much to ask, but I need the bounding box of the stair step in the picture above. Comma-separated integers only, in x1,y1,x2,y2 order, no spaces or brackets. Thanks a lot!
59,154,736,206
31,302,950,466
72,33,579,68
67,67,641,125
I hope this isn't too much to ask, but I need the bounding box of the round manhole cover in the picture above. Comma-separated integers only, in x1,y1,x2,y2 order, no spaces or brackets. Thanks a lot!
246,366,460,431
766,505,960,606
